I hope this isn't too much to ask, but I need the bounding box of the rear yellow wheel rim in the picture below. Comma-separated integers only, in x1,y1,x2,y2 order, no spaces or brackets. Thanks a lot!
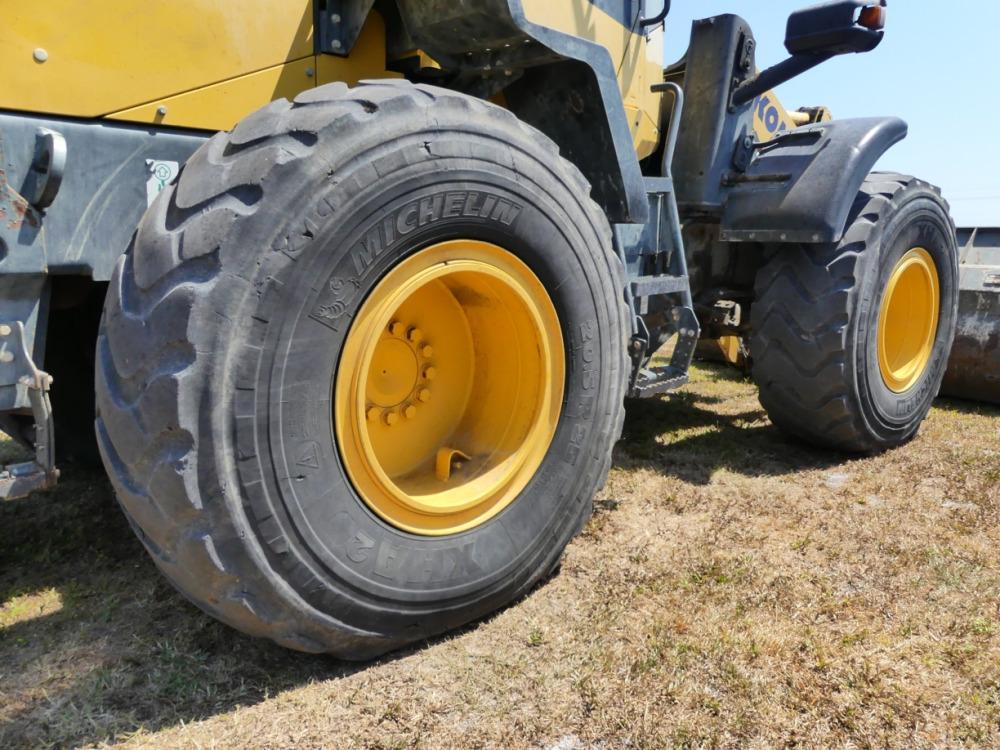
877,247,940,393
335,240,564,536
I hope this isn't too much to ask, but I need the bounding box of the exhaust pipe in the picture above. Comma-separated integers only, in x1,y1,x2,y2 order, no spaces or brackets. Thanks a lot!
940,227,1000,405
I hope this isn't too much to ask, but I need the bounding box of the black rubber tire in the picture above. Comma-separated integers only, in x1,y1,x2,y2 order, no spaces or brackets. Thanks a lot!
95,81,628,658
749,173,958,452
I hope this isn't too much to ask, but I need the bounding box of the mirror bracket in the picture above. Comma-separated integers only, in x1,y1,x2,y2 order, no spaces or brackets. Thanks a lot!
732,0,887,108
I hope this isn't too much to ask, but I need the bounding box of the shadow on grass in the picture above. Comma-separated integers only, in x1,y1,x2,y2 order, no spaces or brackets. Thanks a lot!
0,468,395,749
616,365,851,485
3,364,974,746
933,395,1000,418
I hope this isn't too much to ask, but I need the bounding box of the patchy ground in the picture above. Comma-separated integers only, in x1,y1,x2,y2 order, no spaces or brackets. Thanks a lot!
2,364,999,749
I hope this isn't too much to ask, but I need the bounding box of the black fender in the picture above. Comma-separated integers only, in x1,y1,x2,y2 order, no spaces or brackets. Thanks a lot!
719,117,908,244
391,0,649,224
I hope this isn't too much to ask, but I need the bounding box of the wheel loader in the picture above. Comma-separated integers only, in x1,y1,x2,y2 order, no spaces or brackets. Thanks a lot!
0,0,983,658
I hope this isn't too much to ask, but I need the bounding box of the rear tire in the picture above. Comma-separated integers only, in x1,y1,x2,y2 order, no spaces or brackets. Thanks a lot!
95,81,628,658
750,174,958,452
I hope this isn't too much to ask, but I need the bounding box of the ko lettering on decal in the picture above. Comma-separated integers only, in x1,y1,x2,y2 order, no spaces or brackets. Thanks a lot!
755,95,788,135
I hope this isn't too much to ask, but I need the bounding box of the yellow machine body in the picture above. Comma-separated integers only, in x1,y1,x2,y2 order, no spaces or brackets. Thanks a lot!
2,0,396,132
3,0,799,157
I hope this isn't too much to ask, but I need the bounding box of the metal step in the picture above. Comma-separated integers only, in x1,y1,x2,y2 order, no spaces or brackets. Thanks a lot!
0,461,58,500
630,274,689,298
628,366,690,398
0,321,58,499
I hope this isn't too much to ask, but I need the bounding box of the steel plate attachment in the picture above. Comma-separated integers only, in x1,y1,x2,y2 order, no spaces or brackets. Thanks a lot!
941,228,1000,405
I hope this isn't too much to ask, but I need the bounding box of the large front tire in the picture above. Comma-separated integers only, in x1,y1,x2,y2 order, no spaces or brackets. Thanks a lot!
750,174,958,452
95,81,628,658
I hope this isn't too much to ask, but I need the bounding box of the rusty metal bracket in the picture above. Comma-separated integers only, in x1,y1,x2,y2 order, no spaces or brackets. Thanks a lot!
0,320,58,499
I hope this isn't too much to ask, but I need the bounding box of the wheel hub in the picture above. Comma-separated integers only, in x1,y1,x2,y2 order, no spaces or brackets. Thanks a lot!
368,336,422,409
335,240,564,536
877,247,940,393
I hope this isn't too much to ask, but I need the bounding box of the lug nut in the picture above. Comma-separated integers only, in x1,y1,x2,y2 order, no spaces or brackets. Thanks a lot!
383,410,399,426
423,367,437,381
407,327,423,343
389,321,405,337
404,404,417,419
421,345,434,358
418,388,431,403
367,407,380,422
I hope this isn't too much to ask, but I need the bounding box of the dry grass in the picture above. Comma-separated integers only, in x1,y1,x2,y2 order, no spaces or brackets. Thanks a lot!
2,363,999,749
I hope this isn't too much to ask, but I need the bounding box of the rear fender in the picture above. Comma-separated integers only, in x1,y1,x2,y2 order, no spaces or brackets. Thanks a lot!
719,117,908,244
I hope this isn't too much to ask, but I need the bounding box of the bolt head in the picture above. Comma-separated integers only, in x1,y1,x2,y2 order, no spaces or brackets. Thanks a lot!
404,405,417,419
331,39,343,50
156,106,168,116
367,407,379,422
423,367,437,381
0,325,11,337
0,352,14,363
407,327,424,343
418,389,431,403
383,411,399,426
33,48,48,63
421,345,434,358
389,321,405,337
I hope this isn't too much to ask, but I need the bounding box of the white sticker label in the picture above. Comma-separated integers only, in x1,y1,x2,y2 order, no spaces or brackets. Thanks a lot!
145,159,179,206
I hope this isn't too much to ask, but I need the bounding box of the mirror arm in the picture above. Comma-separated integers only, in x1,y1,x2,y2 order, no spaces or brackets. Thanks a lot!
732,53,833,107
640,0,671,30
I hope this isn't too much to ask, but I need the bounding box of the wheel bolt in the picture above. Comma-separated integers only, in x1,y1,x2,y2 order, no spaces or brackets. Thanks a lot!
407,327,424,343
418,388,431,403
404,404,417,419
421,345,434,358
367,407,379,421
389,321,405,337
423,367,437,381
383,411,399,426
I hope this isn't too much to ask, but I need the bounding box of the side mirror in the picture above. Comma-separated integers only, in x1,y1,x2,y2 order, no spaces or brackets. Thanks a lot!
785,0,887,56
732,0,888,106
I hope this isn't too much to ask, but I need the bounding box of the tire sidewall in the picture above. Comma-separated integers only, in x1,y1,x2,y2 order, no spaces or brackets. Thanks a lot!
229,133,619,634
855,191,958,442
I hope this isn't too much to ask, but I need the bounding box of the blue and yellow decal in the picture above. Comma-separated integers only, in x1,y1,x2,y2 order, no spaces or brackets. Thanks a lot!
752,91,800,140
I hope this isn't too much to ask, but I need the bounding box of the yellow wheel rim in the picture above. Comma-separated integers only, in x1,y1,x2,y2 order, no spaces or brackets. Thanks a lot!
877,247,940,393
335,240,565,536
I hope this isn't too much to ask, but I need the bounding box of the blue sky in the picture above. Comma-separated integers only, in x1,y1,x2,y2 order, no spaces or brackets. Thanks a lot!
660,1,1000,227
